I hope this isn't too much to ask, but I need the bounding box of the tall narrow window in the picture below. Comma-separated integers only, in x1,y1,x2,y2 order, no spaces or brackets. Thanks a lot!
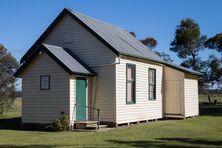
149,68,156,100
126,64,136,104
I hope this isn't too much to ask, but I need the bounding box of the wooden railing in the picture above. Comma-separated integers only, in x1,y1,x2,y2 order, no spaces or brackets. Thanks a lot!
74,104,101,130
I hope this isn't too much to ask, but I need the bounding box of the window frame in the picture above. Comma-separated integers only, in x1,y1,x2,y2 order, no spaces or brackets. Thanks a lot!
126,64,136,104
148,68,156,100
40,75,50,90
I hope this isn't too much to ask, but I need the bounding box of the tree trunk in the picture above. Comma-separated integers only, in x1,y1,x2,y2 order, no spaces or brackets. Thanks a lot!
204,88,217,105
191,53,196,70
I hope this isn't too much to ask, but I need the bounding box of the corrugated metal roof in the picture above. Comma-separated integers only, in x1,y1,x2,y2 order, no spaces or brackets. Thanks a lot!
71,10,165,63
18,8,202,77
42,44,94,75
69,9,202,76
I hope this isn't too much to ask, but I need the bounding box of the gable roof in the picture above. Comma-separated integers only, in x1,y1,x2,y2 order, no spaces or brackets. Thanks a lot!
14,44,96,77
72,10,165,63
19,8,202,77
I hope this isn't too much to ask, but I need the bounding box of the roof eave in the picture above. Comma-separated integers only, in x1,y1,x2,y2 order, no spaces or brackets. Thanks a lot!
120,53,203,77
14,45,96,77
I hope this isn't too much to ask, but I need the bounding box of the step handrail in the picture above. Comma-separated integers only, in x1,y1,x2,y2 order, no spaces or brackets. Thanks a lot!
75,104,101,130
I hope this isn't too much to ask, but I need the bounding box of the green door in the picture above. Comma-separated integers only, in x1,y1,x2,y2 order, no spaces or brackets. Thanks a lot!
76,78,86,120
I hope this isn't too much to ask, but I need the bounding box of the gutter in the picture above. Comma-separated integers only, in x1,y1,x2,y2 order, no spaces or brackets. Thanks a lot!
120,53,203,77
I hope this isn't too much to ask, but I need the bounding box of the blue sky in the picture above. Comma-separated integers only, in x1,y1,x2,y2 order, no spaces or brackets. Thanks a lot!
0,0,221,64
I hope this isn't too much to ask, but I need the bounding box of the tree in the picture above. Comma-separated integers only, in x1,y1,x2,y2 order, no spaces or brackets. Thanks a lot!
170,18,207,70
204,33,222,90
0,44,19,114
198,55,222,105
140,37,157,50
129,31,173,62
129,31,157,49
207,55,222,87
205,33,222,53
155,51,173,63
180,57,203,71
129,31,136,37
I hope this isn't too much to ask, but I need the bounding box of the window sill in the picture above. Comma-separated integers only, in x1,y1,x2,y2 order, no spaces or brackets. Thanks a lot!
126,102,136,105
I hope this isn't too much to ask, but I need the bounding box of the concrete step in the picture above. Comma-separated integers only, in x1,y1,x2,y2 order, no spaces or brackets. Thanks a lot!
73,127,112,132
87,124,108,129
75,121,98,129
72,129,98,132
75,120,98,124
74,120,108,130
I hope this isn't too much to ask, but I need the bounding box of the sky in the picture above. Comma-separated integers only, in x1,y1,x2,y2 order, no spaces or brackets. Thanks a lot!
0,0,221,64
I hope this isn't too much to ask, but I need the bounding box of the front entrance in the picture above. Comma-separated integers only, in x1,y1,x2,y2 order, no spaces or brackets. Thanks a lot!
76,78,87,121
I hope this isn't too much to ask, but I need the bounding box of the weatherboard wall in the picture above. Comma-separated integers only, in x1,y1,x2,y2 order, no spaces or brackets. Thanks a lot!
43,14,117,122
21,51,70,124
184,78,199,117
43,14,117,66
69,76,76,124
116,57,163,124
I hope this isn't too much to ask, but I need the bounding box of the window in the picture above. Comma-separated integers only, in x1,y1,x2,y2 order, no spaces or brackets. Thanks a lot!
126,64,136,104
149,69,156,100
40,75,50,90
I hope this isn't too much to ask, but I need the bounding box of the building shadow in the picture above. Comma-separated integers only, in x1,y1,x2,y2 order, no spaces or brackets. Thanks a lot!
0,117,22,130
107,138,222,147
107,140,196,147
199,103,222,116
157,138,222,147
0,144,109,148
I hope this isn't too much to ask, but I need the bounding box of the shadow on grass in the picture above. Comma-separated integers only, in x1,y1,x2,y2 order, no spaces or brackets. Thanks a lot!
0,117,22,130
199,103,222,116
157,138,222,146
107,138,222,147
107,140,186,148
0,144,109,148
0,117,52,132
0,145,54,148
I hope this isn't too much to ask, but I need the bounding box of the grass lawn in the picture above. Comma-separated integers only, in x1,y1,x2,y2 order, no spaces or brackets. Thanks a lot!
0,97,221,147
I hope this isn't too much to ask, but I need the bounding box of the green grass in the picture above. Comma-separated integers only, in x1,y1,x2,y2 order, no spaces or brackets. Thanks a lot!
0,97,221,147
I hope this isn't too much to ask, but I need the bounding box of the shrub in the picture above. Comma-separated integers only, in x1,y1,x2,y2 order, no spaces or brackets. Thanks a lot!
51,112,70,131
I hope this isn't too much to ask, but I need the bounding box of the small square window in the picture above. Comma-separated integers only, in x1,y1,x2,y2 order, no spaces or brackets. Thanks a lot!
40,75,50,90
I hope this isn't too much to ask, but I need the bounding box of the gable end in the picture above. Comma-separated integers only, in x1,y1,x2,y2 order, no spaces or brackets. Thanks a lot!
20,8,119,64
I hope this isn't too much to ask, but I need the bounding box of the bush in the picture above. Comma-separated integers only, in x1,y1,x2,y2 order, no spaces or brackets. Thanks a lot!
51,112,70,131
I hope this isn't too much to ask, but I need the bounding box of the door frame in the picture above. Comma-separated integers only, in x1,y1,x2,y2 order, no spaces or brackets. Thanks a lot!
75,77,88,121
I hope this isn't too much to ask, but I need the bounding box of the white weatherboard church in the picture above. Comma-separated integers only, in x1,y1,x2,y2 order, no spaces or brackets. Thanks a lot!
15,8,201,128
